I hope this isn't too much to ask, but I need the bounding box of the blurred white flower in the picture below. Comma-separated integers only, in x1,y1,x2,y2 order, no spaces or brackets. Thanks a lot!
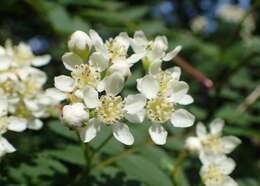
186,118,241,156
136,67,194,145
0,40,50,68
0,136,15,158
190,16,208,33
0,41,61,132
200,155,238,186
0,98,26,134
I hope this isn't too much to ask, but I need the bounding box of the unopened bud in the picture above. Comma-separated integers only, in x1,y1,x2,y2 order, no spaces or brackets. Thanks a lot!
68,30,92,60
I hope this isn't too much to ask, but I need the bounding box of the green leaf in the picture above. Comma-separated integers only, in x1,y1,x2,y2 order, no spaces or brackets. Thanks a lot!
48,120,77,141
117,154,173,186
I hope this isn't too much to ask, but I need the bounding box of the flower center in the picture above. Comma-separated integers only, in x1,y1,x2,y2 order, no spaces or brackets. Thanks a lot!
71,64,100,89
15,101,32,118
106,39,128,61
22,78,39,97
0,80,16,95
97,95,124,124
146,97,174,123
202,135,223,155
202,164,224,185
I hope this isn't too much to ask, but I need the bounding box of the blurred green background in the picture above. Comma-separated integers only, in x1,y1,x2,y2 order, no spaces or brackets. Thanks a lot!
0,0,259,185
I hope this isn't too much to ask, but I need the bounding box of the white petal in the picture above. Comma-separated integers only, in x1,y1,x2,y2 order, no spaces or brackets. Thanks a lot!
221,136,241,154
79,118,100,143
163,45,182,61
196,122,207,138
112,123,134,145
185,137,202,151
166,66,181,80
126,53,143,65
0,137,15,153
0,72,17,83
171,109,195,128
31,55,51,67
149,61,162,75
147,46,165,62
89,52,109,72
130,30,148,53
82,86,100,108
209,118,224,135
45,88,67,103
24,98,40,112
114,32,130,49
0,56,11,70
222,176,238,186
62,103,89,127
62,52,83,71
154,36,168,51
137,75,159,99
27,119,44,130
8,117,27,132
54,75,75,92
149,124,168,145
104,73,124,96
0,98,8,117
124,94,146,114
17,67,47,86
125,109,146,123
178,94,194,105
89,29,107,53
167,81,189,103
218,156,236,175
108,61,131,77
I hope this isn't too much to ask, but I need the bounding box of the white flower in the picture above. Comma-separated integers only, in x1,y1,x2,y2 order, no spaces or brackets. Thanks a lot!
89,30,142,77
130,30,182,70
0,136,15,158
80,73,141,145
0,98,27,134
186,118,241,156
1,41,50,68
62,102,89,128
68,30,92,59
136,67,194,145
200,155,238,186
190,16,208,33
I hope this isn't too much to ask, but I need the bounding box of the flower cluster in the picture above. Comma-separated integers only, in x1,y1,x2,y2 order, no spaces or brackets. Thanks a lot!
54,30,195,145
186,118,241,186
0,41,60,158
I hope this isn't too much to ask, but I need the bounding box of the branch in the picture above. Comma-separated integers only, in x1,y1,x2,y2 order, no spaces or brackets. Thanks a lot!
173,56,214,90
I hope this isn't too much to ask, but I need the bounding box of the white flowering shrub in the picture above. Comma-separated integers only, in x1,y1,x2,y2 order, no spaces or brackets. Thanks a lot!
53,30,194,146
1,1,259,185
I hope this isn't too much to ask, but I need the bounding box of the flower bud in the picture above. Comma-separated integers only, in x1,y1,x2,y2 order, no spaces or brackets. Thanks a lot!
62,103,89,128
68,30,92,60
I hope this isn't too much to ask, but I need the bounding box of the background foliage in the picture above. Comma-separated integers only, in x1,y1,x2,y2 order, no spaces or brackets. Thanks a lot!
0,0,259,185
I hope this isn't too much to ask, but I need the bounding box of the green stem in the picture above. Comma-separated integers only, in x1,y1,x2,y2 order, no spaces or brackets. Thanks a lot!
93,133,113,154
171,150,188,184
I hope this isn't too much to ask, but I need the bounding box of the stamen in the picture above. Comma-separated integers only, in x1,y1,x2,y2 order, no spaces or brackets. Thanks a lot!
97,95,124,124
